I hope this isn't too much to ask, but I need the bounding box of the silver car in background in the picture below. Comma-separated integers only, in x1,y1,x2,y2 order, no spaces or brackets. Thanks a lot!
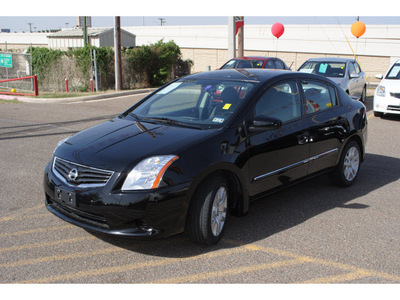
298,57,367,102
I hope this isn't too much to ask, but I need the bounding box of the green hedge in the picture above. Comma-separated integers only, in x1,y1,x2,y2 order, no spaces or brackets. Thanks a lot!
28,40,192,92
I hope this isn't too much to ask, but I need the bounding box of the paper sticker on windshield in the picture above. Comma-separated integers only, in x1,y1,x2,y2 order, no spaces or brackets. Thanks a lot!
212,117,225,123
157,82,182,94
319,63,328,74
223,103,232,110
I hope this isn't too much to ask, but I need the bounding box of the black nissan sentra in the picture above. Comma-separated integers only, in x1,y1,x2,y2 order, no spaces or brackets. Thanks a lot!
44,69,367,245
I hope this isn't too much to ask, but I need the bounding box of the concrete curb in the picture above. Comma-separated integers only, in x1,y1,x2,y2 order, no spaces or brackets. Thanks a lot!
0,88,157,104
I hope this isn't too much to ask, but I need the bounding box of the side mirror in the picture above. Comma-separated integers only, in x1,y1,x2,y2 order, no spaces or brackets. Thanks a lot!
249,116,282,132
350,73,360,79
375,74,383,79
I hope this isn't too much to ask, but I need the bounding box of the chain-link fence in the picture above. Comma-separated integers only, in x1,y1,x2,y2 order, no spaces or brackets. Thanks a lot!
0,51,34,94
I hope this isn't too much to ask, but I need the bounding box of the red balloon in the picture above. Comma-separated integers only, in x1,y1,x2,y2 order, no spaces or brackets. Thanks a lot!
271,22,285,38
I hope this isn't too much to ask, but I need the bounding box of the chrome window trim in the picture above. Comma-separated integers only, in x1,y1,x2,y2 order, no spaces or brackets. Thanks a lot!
253,148,338,182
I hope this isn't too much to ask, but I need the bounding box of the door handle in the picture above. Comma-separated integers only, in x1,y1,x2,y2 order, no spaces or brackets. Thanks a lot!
297,133,309,145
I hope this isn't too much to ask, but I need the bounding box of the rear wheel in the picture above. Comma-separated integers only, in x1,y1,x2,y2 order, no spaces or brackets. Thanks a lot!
186,175,229,245
329,141,361,187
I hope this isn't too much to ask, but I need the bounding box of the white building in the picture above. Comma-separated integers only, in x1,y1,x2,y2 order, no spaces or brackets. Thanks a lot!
47,28,136,49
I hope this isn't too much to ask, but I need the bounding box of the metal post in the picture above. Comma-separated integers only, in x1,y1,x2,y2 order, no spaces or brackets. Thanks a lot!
228,17,236,60
83,17,88,47
114,16,122,91
5,41,8,87
237,17,244,57
94,49,99,92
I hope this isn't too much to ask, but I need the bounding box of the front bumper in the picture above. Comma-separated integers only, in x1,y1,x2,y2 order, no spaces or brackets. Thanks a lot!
44,162,191,239
374,95,400,115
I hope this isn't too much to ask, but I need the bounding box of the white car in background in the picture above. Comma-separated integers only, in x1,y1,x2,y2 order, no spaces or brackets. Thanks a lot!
374,59,400,117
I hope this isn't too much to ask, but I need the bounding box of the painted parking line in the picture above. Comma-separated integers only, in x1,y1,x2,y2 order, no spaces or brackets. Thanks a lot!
225,239,400,283
0,224,73,238
18,246,253,284
297,270,372,284
7,236,400,284
0,246,125,269
0,236,95,254
150,258,305,284
0,205,43,223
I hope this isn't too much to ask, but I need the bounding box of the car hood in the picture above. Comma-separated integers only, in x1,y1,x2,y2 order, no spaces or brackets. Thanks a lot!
379,78,400,92
55,117,216,171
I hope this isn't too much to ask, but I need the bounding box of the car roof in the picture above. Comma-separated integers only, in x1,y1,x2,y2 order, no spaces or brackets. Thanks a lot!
305,57,354,63
233,56,274,61
181,69,325,84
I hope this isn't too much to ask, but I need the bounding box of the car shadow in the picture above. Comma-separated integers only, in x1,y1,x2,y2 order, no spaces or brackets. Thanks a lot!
91,153,399,258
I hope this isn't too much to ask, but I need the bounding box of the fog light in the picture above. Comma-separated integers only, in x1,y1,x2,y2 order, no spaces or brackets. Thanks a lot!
136,220,153,232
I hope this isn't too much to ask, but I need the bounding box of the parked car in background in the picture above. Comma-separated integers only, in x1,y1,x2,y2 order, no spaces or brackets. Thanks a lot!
373,59,400,117
44,69,367,246
298,58,367,102
219,56,291,70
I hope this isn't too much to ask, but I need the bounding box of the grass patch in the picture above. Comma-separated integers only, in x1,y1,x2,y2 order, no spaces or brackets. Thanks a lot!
36,92,98,98
0,98,21,104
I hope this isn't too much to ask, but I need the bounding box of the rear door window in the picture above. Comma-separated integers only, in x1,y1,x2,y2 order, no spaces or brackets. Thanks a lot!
301,80,337,114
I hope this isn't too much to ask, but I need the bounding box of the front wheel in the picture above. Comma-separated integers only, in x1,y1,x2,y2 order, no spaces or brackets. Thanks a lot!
186,175,229,245
329,141,361,187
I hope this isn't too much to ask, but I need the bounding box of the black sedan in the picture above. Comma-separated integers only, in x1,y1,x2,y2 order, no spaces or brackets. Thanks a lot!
44,69,367,245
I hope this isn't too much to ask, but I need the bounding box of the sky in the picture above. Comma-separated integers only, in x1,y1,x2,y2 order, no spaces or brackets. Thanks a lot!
1,0,399,32
2,16,400,33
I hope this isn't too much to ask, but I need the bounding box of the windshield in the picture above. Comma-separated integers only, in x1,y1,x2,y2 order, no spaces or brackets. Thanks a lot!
298,61,346,78
221,59,264,69
385,63,400,79
126,79,255,129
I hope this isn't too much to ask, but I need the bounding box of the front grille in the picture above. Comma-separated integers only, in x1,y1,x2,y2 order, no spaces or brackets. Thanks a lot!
388,105,400,111
390,92,400,99
53,157,114,187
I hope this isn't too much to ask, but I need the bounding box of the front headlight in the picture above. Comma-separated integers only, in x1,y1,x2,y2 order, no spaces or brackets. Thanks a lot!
377,85,386,97
121,155,179,191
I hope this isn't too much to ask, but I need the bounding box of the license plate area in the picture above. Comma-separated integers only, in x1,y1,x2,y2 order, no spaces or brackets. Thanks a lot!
55,187,76,207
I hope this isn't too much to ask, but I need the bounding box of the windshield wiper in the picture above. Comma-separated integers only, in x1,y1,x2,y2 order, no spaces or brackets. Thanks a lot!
141,117,203,129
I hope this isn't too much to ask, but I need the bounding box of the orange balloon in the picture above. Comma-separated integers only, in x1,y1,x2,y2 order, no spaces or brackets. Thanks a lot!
351,21,366,38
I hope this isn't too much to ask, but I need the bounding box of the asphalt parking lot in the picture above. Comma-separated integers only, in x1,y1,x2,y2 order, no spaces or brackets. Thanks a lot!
1,91,400,286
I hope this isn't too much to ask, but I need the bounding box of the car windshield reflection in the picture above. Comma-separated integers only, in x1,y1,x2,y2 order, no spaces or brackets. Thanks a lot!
127,79,255,129
298,62,346,78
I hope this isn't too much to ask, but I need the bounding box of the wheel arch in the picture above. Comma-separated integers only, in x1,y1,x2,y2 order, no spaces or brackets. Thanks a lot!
185,164,249,219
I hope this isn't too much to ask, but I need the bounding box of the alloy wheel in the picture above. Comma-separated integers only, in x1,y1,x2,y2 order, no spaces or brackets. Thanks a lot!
343,146,360,181
211,186,228,237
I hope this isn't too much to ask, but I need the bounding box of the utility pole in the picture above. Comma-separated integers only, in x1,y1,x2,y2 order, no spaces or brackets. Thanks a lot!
83,17,88,47
228,17,236,59
158,18,166,26
27,22,33,33
114,16,122,91
237,16,244,57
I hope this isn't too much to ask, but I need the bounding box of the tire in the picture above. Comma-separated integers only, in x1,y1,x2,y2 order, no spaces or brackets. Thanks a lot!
329,141,361,187
186,175,229,245
374,111,383,118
